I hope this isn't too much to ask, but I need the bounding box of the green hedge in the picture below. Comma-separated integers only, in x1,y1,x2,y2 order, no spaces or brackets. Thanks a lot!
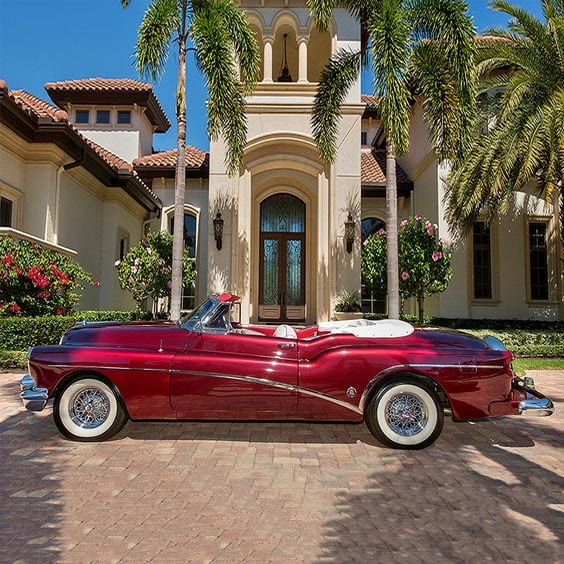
0,349,27,369
0,310,151,351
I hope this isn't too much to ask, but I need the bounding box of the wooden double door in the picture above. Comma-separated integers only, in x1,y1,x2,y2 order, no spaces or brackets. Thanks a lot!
258,194,306,322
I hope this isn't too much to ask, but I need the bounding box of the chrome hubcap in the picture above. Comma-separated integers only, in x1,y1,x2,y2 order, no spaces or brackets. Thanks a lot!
70,388,110,428
385,392,428,436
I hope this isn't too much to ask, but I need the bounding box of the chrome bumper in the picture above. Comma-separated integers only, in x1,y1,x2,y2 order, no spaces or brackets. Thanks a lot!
20,374,48,412
515,377,554,417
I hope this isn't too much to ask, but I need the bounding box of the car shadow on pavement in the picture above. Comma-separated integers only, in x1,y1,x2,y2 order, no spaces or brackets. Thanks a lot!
0,377,65,561
314,418,563,563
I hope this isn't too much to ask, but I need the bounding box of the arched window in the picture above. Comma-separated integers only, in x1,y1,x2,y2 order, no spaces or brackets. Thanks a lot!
361,216,386,314
169,211,198,310
361,217,386,243
273,26,298,82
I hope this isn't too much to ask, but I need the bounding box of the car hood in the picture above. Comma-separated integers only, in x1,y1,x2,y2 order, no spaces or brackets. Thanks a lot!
61,321,189,352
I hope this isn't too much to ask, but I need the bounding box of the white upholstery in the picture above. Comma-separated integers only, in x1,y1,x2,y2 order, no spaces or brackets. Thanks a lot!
273,324,298,339
319,319,414,338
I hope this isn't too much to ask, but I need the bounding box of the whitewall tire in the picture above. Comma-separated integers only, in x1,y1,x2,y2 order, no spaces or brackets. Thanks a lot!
54,376,128,441
366,378,444,449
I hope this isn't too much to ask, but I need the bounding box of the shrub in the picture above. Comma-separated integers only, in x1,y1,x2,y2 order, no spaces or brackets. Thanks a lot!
361,216,453,322
0,310,150,351
0,349,27,369
116,230,195,312
0,235,96,317
335,290,361,312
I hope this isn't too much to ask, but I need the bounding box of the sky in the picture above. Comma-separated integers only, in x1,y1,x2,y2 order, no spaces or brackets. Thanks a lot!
0,0,544,153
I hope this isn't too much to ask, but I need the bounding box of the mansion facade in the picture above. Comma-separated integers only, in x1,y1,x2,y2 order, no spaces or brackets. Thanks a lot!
1,2,562,322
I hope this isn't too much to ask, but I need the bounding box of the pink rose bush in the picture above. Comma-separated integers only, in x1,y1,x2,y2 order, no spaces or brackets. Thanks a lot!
361,215,453,321
0,235,96,317
116,230,194,313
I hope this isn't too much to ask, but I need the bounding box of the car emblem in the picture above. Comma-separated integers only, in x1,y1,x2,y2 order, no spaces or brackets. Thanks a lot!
346,386,357,398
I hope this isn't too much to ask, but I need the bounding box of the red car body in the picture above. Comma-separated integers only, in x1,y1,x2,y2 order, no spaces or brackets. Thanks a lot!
20,294,553,448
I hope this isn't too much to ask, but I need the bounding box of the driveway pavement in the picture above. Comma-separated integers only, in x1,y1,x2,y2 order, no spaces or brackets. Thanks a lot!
1,370,562,563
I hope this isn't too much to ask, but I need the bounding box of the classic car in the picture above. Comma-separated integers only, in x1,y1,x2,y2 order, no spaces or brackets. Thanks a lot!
20,293,553,449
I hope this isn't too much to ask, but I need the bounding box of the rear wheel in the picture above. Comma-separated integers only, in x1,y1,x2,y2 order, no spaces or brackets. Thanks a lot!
54,376,128,441
365,378,443,449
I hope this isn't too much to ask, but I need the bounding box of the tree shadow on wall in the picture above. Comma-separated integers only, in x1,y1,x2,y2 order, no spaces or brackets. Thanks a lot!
0,376,65,561
314,417,563,562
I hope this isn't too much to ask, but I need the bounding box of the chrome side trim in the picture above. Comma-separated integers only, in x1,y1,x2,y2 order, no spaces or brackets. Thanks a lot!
518,398,554,417
49,364,363,415
170,369,363,415
358,362,504,412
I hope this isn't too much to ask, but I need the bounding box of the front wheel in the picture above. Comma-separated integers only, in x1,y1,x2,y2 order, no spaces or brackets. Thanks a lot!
54,376,128,441
365,378,444,449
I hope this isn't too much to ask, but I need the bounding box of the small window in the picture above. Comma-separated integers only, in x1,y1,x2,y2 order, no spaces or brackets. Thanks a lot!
473,222,492,300
76,110,89,124
119,236,130,260
361,131,368,145
96,110,110,124
0,197,13,227
117,110,131,124
529,222,549,300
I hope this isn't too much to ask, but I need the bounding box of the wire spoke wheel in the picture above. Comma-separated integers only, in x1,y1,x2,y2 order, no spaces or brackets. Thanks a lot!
70,388,111,429
366,378,444,449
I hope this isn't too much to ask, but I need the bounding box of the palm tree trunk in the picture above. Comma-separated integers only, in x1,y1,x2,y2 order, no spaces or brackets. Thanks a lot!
386,137,400,319
170,31,187,322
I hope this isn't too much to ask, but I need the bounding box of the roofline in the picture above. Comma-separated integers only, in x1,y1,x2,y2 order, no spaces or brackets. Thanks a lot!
45,87,171,133
0,90,162,213
133,163,209,179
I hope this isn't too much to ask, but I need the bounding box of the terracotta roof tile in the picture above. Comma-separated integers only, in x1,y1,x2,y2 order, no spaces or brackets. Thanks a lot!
133,146,209,169
361,150,411,185
44,78,153,93
361,94,377,106
44,78,170,133
7,89,160,206
10,90,68,121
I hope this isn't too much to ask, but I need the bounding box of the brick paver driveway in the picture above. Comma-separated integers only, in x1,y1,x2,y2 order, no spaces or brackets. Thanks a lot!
1,371,562,563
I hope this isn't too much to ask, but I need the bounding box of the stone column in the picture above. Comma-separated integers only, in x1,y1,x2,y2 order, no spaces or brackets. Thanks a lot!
298,37,308,83
317,171,330,321
263,37,273,83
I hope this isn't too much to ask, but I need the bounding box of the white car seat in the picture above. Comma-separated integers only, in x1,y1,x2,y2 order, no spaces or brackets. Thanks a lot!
273,324,298,339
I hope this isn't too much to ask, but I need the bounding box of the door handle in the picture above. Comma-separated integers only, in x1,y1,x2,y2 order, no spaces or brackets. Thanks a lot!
277,342,296,349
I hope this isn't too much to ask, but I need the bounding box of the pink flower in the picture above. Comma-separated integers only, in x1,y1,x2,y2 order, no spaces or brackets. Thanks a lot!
131,266,137,274
378,228,385,236
401,271,409,281
114,260,121,267
414,214,421,220
167,280,172,289
362,239,369,247
94,279,100,287
134,258,140,266
432,251,442,262
147,248,152,255
427,226,434,236
401,219,408,226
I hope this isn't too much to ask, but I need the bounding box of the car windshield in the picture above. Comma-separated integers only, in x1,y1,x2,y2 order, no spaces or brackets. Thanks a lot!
180,298,218,328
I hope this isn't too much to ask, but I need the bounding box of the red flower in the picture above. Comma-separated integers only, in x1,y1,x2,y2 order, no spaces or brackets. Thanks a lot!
9,303,21,312
94,279,100,287
55,308,65,315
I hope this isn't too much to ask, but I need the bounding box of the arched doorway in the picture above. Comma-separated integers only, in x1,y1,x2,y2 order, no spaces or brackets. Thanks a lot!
259,194,306,322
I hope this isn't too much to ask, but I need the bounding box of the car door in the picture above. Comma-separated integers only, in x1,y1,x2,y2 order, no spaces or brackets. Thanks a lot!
170,330,298,417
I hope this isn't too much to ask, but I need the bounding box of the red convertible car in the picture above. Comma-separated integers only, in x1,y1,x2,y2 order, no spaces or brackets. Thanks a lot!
20,293,553,449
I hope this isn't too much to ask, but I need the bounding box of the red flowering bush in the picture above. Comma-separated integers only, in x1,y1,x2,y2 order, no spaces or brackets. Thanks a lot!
0,236,97,317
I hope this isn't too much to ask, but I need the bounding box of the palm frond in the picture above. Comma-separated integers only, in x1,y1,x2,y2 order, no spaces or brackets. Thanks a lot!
196,0,260,94
133,0,179,81
311,49,362,162
368,0,411,155
190,0,248,173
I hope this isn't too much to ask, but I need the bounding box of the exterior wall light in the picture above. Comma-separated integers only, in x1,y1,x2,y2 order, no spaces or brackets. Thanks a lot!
213,211,224,251
345,212,355,254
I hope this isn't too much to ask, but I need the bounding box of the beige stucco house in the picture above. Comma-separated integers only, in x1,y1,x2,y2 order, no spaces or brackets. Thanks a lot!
1,1,562,321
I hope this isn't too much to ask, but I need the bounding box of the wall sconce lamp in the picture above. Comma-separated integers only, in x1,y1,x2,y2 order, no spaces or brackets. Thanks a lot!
344,212,355,254
213,211,224,251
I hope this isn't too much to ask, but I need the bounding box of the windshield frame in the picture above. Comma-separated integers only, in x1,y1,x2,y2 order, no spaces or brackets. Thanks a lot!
180,297,234,334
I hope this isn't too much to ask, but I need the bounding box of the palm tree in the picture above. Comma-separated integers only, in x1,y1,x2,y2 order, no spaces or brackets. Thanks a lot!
307,0,476,318
446,0,563,243
122,0,259,321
